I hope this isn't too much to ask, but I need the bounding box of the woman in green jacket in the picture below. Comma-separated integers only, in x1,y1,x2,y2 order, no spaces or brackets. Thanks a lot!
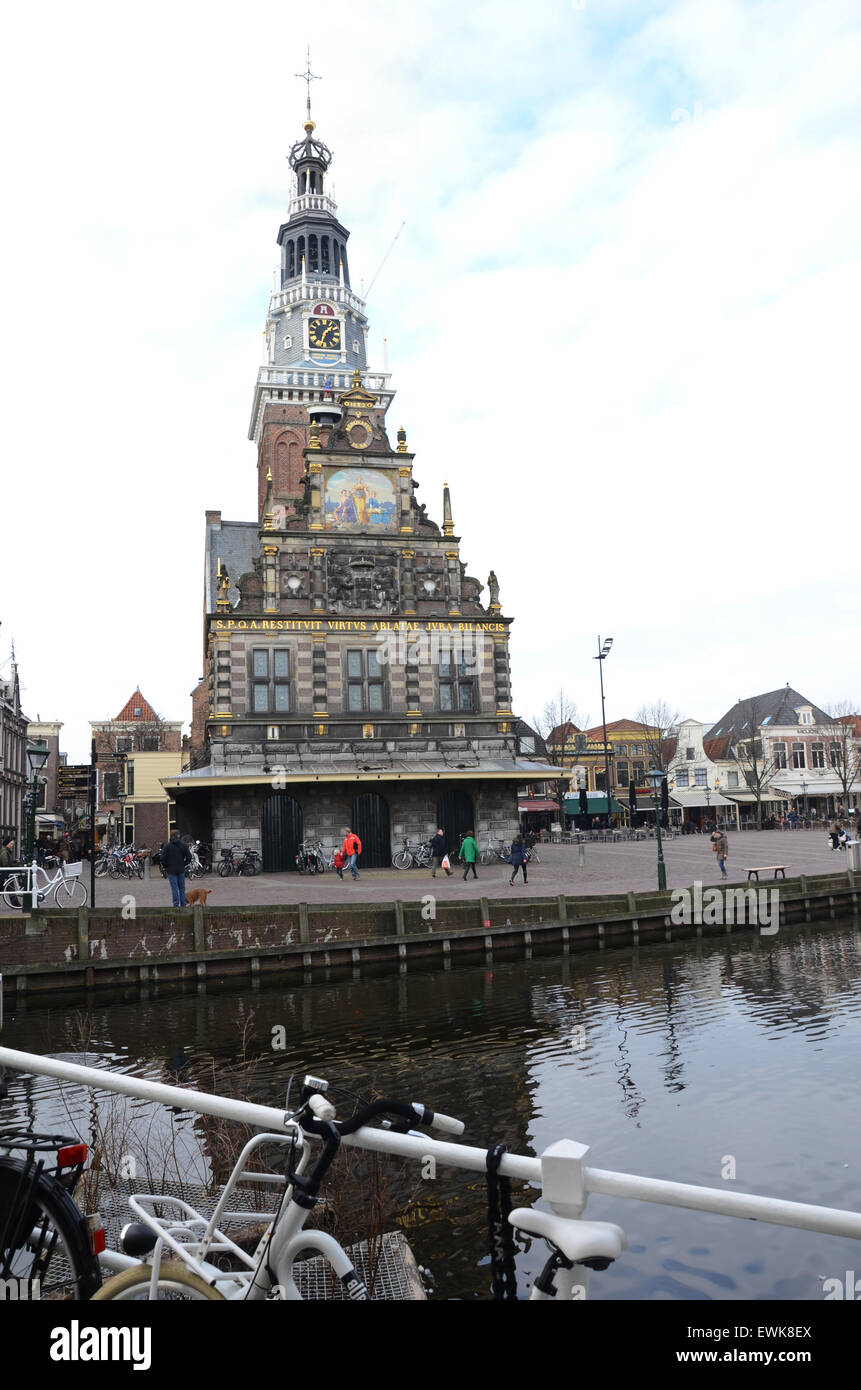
461,831,478,880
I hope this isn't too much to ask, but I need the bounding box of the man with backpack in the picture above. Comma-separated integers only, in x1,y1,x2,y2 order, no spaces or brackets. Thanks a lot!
341,827,362,880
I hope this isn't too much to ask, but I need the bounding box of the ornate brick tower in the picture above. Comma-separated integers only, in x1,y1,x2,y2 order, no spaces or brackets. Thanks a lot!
173,98,558,866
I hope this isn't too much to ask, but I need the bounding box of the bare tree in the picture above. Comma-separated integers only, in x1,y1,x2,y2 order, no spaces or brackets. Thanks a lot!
532,690,590,816
636,700,679,772
730,697,777,828
820,701,861,811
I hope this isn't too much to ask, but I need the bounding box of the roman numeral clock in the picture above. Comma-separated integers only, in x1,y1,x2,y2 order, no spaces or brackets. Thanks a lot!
306,302,343,365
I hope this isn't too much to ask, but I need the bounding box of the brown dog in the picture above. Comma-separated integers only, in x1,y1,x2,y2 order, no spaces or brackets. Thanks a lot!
185,888,212,907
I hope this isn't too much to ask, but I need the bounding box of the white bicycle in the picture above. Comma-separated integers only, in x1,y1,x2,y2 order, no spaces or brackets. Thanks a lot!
1,860,88,910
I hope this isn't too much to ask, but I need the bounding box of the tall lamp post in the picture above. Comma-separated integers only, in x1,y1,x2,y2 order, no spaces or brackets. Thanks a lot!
24,740,50,912
594,636,613,826
646,766,668,891
800,777,807,825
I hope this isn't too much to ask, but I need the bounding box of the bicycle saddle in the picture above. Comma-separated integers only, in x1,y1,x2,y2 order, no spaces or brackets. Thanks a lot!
509,1209,627,1264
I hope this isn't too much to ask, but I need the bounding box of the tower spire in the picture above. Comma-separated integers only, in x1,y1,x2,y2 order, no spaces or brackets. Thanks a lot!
295,45,321,125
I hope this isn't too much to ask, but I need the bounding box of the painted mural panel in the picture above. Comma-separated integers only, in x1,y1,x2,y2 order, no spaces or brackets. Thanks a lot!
324,467,397,531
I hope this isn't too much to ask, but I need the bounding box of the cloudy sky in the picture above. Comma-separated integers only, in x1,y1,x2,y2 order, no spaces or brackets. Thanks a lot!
1,0,858,760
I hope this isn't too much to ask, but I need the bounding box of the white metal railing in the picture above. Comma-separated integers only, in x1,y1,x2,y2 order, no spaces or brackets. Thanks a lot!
269,283,365,316
287,192,338,217
256,367,391,393
1,1046,861,1244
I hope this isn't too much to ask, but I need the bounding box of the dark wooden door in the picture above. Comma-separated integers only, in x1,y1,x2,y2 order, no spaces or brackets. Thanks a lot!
261,794,303,872
436,788,475,854
350,792,390,868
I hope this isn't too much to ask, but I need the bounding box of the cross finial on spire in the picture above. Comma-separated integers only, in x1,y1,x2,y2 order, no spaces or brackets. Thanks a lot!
295,45,321,122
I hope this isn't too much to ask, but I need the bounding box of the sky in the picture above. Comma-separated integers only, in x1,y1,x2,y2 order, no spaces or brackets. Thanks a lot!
1,0,859,760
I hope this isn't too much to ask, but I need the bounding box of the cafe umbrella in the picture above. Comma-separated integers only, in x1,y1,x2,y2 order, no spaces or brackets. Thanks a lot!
628,780,638,826
579,786,589,825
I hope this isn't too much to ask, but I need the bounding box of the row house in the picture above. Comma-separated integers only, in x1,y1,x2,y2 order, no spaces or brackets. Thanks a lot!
89,690,184,844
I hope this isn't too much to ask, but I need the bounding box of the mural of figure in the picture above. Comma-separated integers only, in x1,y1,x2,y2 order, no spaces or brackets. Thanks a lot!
352,476,369,523
335,489,358,525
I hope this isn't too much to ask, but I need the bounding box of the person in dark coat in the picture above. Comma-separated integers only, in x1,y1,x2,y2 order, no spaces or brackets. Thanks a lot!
161,832,192,907
430,829,451,878
509,835,528,886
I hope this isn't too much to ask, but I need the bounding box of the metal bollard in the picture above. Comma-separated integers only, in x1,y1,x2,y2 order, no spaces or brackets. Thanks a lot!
578,842,585,868
848,841,861,872
143,856,151,881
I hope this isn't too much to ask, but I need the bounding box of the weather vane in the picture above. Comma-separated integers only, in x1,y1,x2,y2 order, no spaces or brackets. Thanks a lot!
295,45,321,122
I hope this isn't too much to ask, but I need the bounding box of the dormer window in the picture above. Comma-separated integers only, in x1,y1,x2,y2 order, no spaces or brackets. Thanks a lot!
796,708,813,725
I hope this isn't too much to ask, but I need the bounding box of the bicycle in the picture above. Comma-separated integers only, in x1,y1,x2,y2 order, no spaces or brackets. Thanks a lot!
92,1076,466,1302
218,846,260,877
0,1129,104,1300
294,841,321,874
480,838,512,866
391,837,429,869
2,860,88,910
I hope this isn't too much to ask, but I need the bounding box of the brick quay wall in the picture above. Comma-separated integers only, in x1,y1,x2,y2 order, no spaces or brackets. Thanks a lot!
1,871,858,999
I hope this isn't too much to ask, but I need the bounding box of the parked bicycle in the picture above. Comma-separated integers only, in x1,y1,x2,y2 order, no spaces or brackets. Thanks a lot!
218,846,262,877
1,860,88,910
0,1129,104,1300
391,838,433,869
294,840,328,873
480,837,512,865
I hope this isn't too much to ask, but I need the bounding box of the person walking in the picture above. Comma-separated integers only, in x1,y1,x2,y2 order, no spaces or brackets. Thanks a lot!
0,837,17,870
461,830,478,881
342,827,362,880
710,827,728,878
509,835,528,885
430,828,451,878
161,830,191,907
333,848,345,880
829,818,842,851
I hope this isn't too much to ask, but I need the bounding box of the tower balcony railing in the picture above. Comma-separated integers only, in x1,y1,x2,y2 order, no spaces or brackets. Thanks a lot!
255,366,393,395
270,281,365,316
288,191,338,217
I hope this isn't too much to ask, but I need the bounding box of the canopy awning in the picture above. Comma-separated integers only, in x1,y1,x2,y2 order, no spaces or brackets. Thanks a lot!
564,793,625,816
669,789,734,808
771,779,849,798
518,798,559,813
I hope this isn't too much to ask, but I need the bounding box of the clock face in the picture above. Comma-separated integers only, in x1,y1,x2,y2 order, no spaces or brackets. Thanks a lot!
347,417,372,449
309,316,342,350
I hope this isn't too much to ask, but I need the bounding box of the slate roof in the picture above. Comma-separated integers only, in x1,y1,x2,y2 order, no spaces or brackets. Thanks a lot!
205,521,259,611
706,687,831,742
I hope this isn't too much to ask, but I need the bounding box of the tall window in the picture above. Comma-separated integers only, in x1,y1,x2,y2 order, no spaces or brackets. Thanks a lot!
728,771,739,787
830,742,842,768
792,742,805,769
616,760,630,787
103,772,119,801
773,742,787,769
116,736,132,754
675,768,690,787
346,649,384,711
631,744,643,756
811,742,825,768
439,653,475,712
685,747,695,761
251,649,291,713
694,769,707,787
632,760,645,785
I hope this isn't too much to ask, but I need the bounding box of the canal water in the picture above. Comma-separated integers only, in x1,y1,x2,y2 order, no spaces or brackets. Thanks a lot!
2,917,860,1300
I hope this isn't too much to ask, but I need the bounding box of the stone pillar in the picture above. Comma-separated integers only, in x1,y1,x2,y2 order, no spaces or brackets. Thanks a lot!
398,467,413,533
262,544,279,613
445,550,462,617
308,461,324,530
400,549,416,615
494,635,513,717
310,547,326,612
312,636,328,719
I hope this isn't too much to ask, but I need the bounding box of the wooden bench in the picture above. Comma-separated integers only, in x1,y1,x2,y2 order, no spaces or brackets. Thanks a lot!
746,865,787,881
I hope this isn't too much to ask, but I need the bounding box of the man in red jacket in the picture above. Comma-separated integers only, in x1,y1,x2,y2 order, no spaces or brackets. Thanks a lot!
342,827,362,880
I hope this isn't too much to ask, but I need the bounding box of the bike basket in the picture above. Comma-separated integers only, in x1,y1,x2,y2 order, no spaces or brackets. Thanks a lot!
63,862,84,878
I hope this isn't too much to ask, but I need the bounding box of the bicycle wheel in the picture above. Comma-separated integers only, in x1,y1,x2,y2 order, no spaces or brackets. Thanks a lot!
55,878,88,909
392,851,412,870
480,849,494,866
2,873,28,910
218,859,233,877
247,858,262,876
94,857,108,878
107,858,121,878
91,1261,225,1301
0,1157,102,1300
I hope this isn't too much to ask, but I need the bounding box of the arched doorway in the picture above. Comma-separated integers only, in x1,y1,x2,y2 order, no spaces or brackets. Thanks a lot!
436,788,475,854
350,791,390,868
261,794,303,872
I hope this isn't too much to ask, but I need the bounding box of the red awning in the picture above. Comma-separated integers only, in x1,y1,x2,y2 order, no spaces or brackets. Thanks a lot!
518,799,559,813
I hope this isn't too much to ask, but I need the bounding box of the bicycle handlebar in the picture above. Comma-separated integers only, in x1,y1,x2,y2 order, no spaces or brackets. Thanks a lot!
300,1089,465,1139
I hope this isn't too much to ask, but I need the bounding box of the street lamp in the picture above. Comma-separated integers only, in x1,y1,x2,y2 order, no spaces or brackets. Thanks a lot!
800,777,807,824
594,636,613,827
646,766,668,891
24,740,50,912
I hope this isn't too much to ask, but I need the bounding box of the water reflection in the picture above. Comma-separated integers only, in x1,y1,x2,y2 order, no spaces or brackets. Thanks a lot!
1,917,860,1300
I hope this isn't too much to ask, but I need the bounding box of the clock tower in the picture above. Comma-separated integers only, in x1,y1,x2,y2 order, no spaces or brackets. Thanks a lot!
250,116,394,523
